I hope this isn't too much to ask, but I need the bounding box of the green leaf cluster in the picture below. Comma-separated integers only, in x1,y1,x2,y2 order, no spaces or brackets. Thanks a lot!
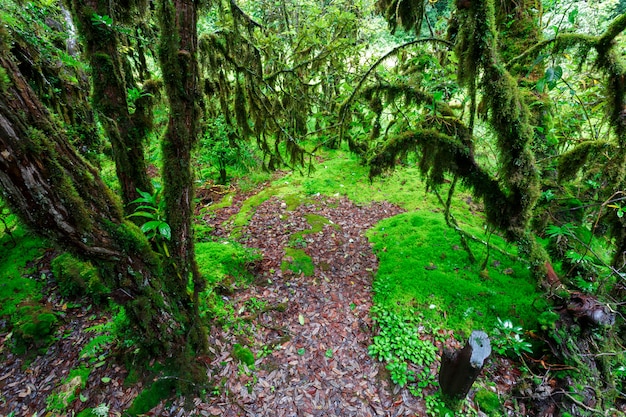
127,185,171,243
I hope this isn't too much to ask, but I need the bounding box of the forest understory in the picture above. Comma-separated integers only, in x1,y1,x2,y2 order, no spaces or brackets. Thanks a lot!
1,180,524,417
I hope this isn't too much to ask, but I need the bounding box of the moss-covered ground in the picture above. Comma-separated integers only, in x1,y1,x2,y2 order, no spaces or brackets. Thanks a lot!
212,147,547,337
0,222,49,319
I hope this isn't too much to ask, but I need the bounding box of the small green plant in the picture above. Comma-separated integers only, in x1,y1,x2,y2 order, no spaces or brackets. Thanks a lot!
368,307,437,366
425,392,454,417
126,87,153,113
90,13,113,27
127,185,171,252
491,318,533,358
608,202,625,218
386,359,414,387
244,297,267,313
232,343,255,366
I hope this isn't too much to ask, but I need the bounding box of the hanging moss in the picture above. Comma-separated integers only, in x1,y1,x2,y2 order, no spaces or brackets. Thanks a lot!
376,0,424,34
557,141,612,182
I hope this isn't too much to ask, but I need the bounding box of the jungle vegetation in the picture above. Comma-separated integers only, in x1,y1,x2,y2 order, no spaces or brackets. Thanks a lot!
1,0,626,414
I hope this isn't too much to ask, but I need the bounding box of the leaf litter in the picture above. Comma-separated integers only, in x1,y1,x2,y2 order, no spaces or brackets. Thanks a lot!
0,184,519,416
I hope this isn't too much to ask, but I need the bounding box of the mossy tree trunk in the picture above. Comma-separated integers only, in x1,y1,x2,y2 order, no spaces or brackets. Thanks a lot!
66,0,154,210
156,0,207,351
0,47,196,361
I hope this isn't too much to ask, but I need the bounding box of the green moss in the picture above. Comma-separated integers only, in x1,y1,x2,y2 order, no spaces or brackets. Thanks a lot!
51,252,110,303
13,304,58,354
105,220,159,266
125,378,176,416
367,211,544,335
228,187,282,238
0,225,47,318
474,388,502,416
281,247,315,277
232,343,255,366
288,213,339,247
195,241,260,286
46,365,91,412
0,66,10,92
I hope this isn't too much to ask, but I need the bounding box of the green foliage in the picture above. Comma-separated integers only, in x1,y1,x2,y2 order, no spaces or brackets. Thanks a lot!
90,14,113,27
386,359,413,387
368,305,440,397
198,115,258,184
491,318,533,358
51,253,109,303
232,343,255,366
127,184,172,246
368,306,437,365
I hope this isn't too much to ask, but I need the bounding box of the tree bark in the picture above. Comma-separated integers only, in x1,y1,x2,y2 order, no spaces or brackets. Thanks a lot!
157,0,207,350
0,48,193,359
67,0,153,210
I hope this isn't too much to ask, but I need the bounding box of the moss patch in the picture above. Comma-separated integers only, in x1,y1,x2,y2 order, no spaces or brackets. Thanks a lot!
474,388,502,416
367,211,546,337
0,224,48,319
281,247,315,276
195,241,260,286
232,343,255,366
12,304,58,354
51,252,109,303
45,365,91,412
125,378,176,416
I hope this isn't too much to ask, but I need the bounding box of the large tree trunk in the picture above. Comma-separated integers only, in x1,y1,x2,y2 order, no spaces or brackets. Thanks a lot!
0,47,195,360
67,0,153,210
156,0,207,349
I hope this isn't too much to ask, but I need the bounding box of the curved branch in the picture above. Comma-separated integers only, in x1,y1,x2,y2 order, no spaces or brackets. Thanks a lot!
338,37,454,135
507,13,626,70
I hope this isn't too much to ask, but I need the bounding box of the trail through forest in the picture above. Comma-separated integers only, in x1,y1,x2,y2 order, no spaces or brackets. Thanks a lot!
0,183,516,416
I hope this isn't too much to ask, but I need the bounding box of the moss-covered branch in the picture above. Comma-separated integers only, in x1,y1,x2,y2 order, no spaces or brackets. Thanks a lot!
66,0,153,211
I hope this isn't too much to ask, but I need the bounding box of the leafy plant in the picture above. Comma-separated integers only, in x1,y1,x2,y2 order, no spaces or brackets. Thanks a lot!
608,203,625,219
126,87,153,113
368,307,438,366
386,359,414,387
127,185,171,251
90,13,112,27
491,318,533,358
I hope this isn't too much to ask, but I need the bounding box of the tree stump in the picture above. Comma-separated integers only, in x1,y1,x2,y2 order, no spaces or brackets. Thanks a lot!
439,330,491,403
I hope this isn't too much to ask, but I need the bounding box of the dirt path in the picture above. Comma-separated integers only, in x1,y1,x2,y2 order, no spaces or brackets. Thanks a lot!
2,190,448,416
188,195,426,416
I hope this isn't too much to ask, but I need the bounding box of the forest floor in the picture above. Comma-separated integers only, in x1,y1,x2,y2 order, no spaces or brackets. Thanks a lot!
0,180,519,416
